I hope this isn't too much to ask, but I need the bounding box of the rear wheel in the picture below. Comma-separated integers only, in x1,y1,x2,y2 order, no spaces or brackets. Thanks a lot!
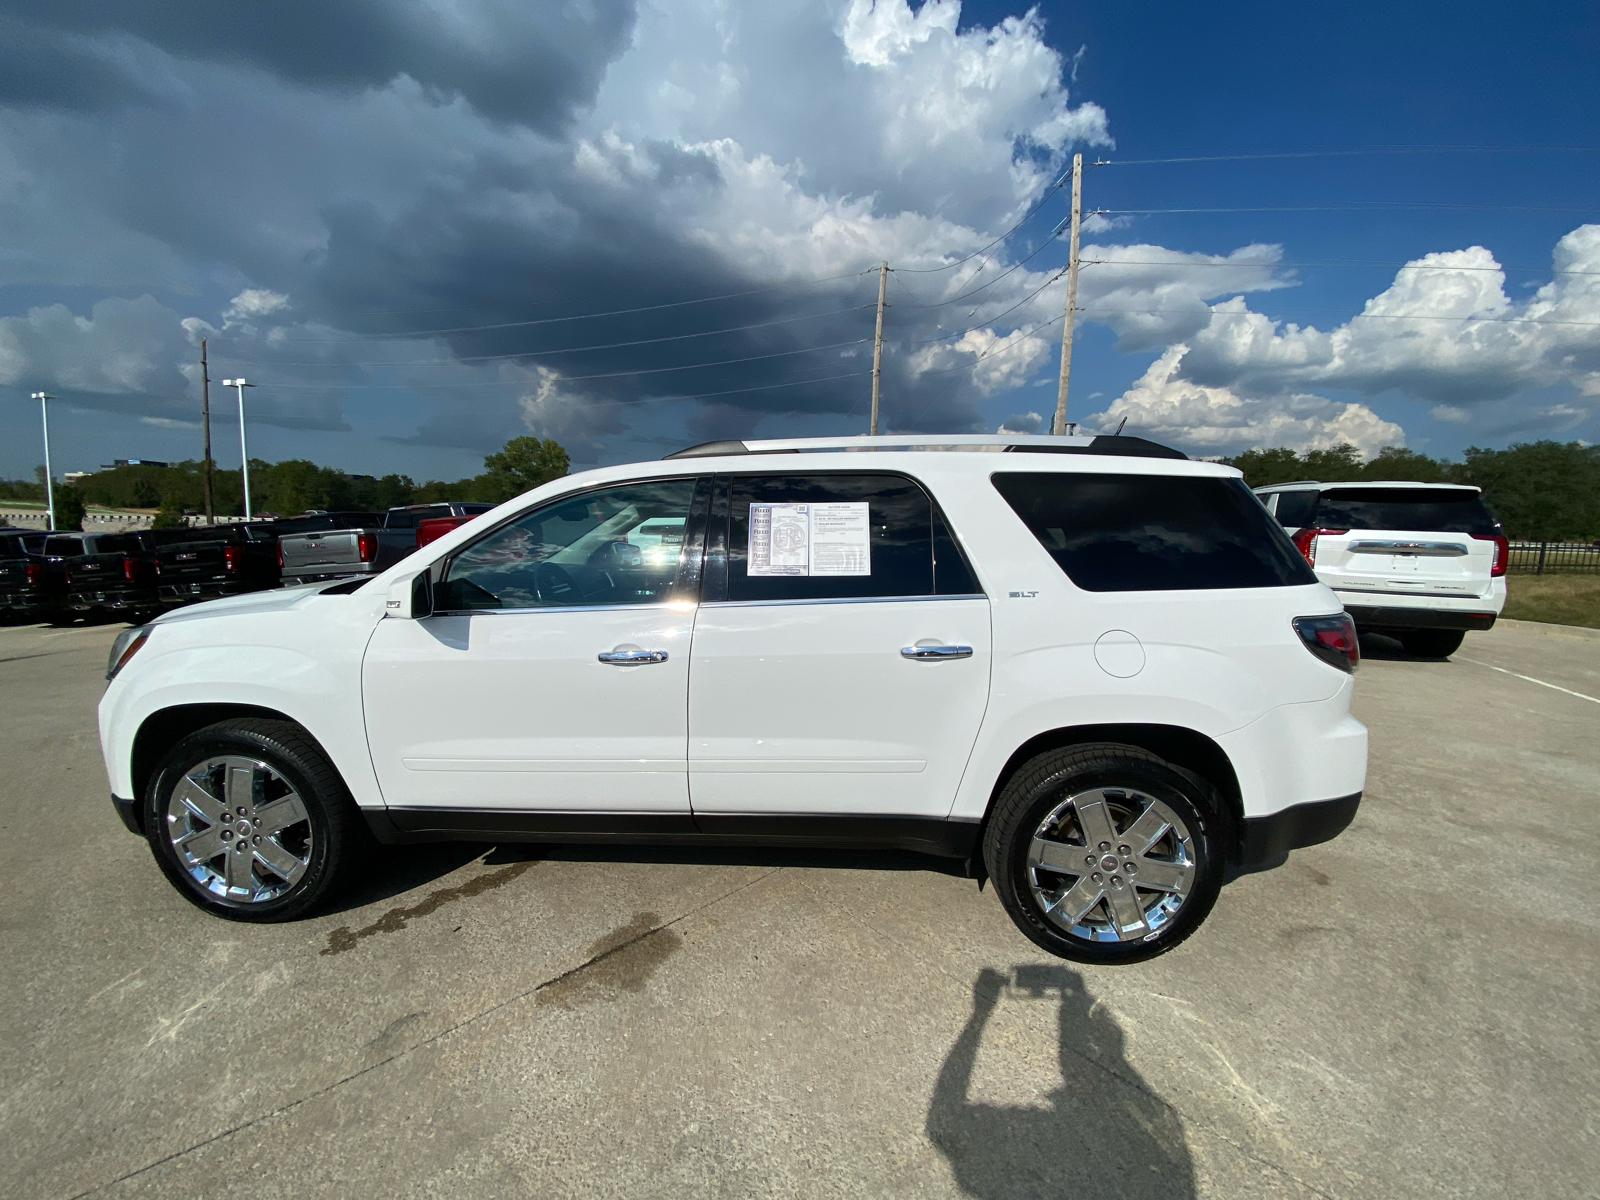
144,718,368,921
983,745,1227,964
1399,628,1465,658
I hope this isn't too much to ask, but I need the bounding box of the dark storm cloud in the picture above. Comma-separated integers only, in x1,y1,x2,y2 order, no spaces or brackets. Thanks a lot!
0,0,637,129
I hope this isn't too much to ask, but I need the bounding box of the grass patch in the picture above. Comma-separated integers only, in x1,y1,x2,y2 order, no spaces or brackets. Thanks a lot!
1503,573,1600,629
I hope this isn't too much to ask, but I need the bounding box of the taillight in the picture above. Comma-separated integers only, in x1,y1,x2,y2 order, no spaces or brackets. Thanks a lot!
1293,613,1360,673
357,532,378,563
25,562,42,585
224,545,242,573
417,516,468,548
1473,533,1509,577
122,556,138,582
1290,527,1348,566
276,541,285,569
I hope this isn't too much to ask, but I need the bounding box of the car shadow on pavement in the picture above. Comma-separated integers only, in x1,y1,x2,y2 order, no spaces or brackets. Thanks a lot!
928,965,1195,1200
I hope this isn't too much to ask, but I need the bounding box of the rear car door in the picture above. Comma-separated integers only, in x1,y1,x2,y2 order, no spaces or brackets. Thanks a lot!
363,477,703,816
687,472,991,820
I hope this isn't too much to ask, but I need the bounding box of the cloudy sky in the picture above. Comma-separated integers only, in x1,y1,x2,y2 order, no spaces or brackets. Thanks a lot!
1,0,1596,481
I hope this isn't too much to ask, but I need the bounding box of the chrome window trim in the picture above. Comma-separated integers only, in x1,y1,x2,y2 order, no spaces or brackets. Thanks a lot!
702,593,987,610
431,601,686,617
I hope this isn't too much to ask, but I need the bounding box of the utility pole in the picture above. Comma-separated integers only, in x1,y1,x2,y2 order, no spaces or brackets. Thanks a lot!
869,260,888,436
222,378,257,519
1052,152,1083,435
201,340,215,525
31,392,55,530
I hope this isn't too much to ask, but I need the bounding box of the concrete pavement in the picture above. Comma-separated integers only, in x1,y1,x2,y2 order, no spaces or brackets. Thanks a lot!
1,617,1596,1198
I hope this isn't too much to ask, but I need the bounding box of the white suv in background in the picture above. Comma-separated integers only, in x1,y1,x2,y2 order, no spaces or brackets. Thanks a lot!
100,435,1367,964
1255,480,1508,658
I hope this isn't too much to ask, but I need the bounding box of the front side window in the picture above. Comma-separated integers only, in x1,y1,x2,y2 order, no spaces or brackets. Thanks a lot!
993,472,1316,592
725,473,976,601
436,479,696,611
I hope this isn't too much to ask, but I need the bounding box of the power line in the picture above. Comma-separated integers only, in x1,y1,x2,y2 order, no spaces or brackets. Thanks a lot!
1102,203,1600,216
1078,257,1600,276
1079,306,1600,327
210,305,871,368
894,175,1071,274
204,270,877,343
250,337,871,389
1096,146,1600,166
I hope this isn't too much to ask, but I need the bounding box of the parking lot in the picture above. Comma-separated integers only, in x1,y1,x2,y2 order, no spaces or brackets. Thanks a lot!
2,618,1597,1199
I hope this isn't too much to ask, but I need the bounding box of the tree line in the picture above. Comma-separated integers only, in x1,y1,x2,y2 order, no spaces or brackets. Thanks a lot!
1223,440,1600,542
0,436,570,530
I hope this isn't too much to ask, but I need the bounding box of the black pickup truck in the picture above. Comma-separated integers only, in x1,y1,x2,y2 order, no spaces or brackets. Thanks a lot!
57,530,188,619
0,529,58,621
153,523,284,607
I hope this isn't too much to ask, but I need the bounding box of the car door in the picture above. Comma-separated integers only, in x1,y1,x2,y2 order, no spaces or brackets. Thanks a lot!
363,477,704,816
688,472,991,820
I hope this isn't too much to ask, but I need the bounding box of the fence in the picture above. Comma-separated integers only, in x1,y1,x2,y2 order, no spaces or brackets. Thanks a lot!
1508,542,1600,575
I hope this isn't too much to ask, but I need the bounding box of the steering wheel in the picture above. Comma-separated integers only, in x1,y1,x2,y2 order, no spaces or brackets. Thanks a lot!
535,561,584,605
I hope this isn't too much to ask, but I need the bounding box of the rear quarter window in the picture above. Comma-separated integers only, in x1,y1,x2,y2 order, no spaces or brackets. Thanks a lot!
992,472,1317,592
1312,488,1497,535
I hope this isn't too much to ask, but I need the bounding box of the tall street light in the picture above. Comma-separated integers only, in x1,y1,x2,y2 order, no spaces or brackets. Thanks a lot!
221,378,257,519
30,392,55,530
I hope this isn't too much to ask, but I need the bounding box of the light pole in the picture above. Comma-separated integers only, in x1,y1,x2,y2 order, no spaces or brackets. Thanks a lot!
30,392,56,530
221,378,257,519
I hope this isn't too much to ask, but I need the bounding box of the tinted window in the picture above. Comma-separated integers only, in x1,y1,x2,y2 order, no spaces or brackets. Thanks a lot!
1312,488,1497,534
44,536,85,556
1272,490,1318,528
384,511,417,530
438,479,695,611
727,474,936,602
993,472,1316,592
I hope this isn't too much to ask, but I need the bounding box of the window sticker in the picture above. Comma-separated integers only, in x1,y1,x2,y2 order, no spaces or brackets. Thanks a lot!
748,502,871,577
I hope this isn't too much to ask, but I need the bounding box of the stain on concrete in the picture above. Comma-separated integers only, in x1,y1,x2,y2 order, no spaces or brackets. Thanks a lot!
321,858,539,956
535,911,683,1009
1303,865,1333,886
367,1011,425,1054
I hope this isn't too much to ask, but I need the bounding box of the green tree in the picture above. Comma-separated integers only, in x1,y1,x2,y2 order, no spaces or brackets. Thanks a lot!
1222,447,1305,488
1362,446,1449,482
151,505,189,530
1459,441,1600,541
1298,444,1365,482
53,485,86,531
482,436,570,500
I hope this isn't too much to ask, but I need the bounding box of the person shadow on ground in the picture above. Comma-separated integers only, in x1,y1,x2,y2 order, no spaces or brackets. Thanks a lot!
927,966,1196,1200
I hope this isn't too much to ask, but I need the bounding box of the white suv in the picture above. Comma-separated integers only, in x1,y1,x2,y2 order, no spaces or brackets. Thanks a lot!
1254,480,1507,658
100,435,1367,963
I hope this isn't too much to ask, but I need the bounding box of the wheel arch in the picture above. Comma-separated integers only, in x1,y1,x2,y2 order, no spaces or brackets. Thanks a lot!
130,703,305,828
977,723,1245,857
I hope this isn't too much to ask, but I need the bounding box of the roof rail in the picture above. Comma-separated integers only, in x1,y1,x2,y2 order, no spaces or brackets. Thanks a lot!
663,434,1186,461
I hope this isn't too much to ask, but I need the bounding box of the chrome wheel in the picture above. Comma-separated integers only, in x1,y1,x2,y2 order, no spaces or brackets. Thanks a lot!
1026,787,1197,943
164,756,313,904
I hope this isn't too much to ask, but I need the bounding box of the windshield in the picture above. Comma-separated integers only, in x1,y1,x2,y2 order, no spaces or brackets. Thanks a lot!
1312,488,1497,534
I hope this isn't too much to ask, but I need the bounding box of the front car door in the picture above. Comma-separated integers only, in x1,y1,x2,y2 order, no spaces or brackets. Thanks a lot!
687,472,992,830
362,477,705,826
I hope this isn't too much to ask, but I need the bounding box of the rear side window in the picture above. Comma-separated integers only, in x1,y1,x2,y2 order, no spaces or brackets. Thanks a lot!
725,474,978,602
1312,488,1497,535
384,511,417,530
44,537,85,556
993,472,1316,592
1271,490,1318,528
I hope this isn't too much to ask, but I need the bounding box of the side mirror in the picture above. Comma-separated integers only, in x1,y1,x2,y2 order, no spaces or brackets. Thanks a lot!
385,569,434,619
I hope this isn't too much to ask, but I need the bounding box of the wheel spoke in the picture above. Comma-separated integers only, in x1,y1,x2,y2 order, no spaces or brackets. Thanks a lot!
223,840,256,893
1072,794,1118,849
255,793,308,837
172,776,226,824
1104,882,1151,940
1050,875,1105,926
254,838,307,885
1120,803,1172,855
1028,836,1085,875
176,826,225,862
1133,857,1193,894
224,762,258,815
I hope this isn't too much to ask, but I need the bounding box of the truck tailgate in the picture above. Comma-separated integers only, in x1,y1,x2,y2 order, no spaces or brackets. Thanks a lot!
280,530,367,573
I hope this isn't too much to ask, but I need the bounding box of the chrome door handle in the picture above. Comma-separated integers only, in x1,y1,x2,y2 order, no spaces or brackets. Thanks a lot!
598,649,669,664
901,644,973,660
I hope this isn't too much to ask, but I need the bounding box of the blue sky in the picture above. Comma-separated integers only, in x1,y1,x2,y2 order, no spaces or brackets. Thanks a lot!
1,0,1596,483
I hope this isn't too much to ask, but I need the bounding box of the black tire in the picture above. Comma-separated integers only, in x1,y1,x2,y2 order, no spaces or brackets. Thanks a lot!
982,744,1229,964
1399,628,1465,658
144,718,370,922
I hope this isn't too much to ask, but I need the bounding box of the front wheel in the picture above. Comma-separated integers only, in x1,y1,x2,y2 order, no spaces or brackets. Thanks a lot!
1399,628,1465,658
983,745,1228,964
145,718,368,921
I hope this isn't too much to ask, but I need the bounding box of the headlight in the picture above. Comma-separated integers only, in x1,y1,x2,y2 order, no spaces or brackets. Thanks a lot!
107,625,152,682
